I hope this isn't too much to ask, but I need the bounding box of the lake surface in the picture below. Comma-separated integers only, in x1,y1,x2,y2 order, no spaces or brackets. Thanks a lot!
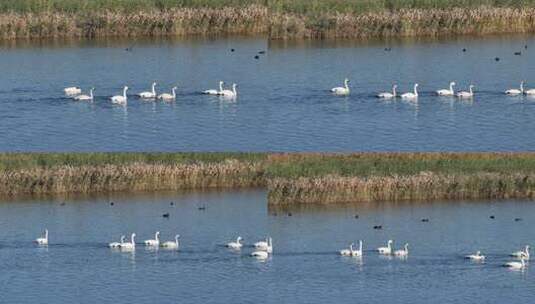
2,36,535,151
0,190,534,303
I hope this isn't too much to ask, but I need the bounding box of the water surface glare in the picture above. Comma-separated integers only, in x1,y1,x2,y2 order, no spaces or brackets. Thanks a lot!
0,190,534,303
2,36,535,151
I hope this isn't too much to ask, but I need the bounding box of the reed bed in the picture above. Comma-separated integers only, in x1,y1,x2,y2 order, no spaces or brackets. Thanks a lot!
2,3,535,39
3,152,535,204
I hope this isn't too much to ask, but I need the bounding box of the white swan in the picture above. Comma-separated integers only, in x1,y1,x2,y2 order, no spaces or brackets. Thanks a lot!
120,233,136,251
158,86,177,101
436,82,456,96
161,234,180,250
377,240,393,255
504,257,526,270
139,82,157,99
74,88,94,101
220,83,238,98
203,81,224,95
251,250,269,259
377,85,397,98
331,78,350,96
109,235,126,248
524,84,535,95
144,231,160,247
465,251,485,261
456,85,474,98
505,81,524,95
511,245,530,259
394,243,409,257
35,229,48,245
111,86,128,104
340,240,363,257
64,87,81,96
226,236,243,249
254,237,273,253
401,84,419,100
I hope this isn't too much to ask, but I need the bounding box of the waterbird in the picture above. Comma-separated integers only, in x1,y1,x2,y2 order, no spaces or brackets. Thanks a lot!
64,87,81,96
110,202,114,206
287,212,292,217
35,229,48,245
504,257,526,270
462,48,467,52
456,85,474,98
377,240,393,255
161,234,180,250
109,235,126,248
74,88,94,101
226,236,243,249
514,218,523,222
489,215,495,219
514,51,522,56
384,47,392,51
220,83,238,98
162,212,170,218
144,231,160,247
198,205,206,211
110,86,128,104
377,85,397,99
254,55,260,59
331,78,350,96
495,57,500,61
436,82,456,96
373,225,382,230
170,202,174,206
505,81,524,95
158,86,178,101
340,240,363,257
524,84,535,95
120,233,136,251
258,50,266,54
230,48,235,52
421,218,429,222
465,251,485,261
138,82,157,99
511,245,530,259
254,237,273,253
354,214,359,219
250,250,269,259
401,83,418,100
394,243,409,257
203,81,224,95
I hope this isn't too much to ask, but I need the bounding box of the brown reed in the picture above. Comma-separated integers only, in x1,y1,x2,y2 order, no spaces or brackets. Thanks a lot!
1,6,535,40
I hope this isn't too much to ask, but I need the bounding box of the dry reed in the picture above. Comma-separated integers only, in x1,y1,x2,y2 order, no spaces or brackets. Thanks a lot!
1,6,535,39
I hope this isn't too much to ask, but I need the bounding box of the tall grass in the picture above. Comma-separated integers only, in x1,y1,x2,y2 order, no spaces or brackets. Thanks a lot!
2,1,535,39
2,153,535,204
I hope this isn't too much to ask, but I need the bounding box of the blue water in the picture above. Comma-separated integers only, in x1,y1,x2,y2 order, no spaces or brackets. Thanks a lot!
0,190,534,303
2,36,535,151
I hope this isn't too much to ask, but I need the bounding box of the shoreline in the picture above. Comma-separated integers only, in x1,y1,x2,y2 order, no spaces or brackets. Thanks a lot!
2,152,535,204
3,6,535,40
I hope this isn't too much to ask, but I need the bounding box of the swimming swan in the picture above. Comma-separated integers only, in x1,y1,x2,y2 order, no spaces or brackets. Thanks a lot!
377,85,397,98
254,237,273,253
456,85,474,98
226,236,243,249
203,81,224,95
401,84,419,99
139,82,157,99
341,240,363,257
64,87,81,96
504,257,526,270
111,86,128,104
158,87,177,101
436,82,456,96
144,231,160,247
524,84,535,95
74,88,94,101
120,233,136,251
394,243,409,257
35,229,48,245
377,240,393,255
465,251,485,261
109,235,126,248
161,234,180,249
331,78,350,96
220,83,238,98
250,250,269,259
505,81,524,95
511,245,530,260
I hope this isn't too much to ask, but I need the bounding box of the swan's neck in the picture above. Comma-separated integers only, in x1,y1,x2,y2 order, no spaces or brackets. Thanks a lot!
392,86,396,96
521,82,524,92
175,236,179,244
155,233,159,241
152,84,156,94
233,85,237,95
414,85,418,96
45,230,48,239
359,241,362,252
131,234,135,244
469,86,473,94
123,88,127,98
172,88,176,98
90,89,93,98
219,82,223,92
450,83,454,92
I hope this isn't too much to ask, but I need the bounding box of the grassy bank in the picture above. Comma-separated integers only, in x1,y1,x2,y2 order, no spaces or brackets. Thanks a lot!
2,153,535,204
2,1,535,39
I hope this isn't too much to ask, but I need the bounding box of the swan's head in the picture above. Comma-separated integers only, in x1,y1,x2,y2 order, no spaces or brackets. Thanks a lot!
155,231,160,236
232,83,237,88
219,81,224,85
526,245,530,251
414,83,419,87
344,78,349,84
388,240,393,244
175,234,180,239
131,233,136,238
476,251,481,255
450,82,456,86
124,86,129,90
152,82,157,86
393,85,398,89
237,236,242,241
172,86,178,90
